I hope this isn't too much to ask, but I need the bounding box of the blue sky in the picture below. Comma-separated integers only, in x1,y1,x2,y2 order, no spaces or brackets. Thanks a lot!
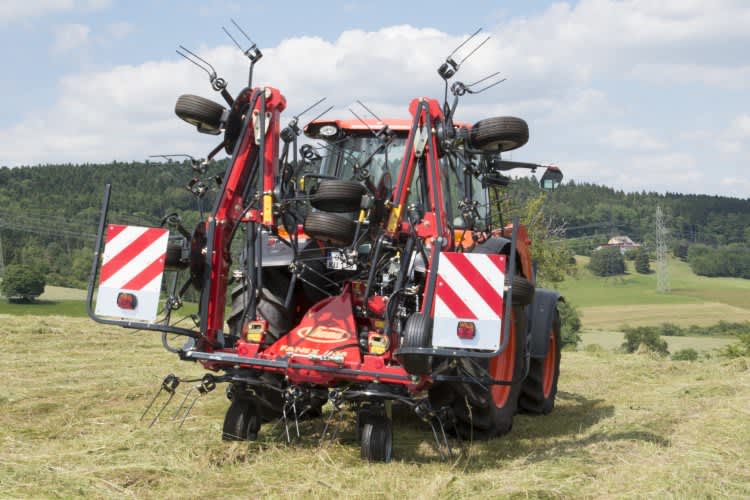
1,0,748,198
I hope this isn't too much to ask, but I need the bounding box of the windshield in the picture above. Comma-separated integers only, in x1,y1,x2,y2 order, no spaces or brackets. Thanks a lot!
319,135,407,182
318,134,487,230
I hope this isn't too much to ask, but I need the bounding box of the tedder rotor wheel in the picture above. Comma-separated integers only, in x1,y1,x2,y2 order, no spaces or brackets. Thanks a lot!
400,313,432,375
471,238,535,306
222,397,262,441
303,212,356,247
164,240,187,270
310,180,367,213
175,94,225,134
519,309,561,414
469,116,529,153
360,413,393,462
510,274,535,306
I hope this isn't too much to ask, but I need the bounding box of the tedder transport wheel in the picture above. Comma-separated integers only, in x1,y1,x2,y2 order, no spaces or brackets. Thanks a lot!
400,313,432,375
519,310,561,414
360,413,393,462
311,180,367,213
469,116,529,153
511,274,535,306
303,212,356,247
472,240,535,306
175,94,225,134
222,397,262,441
452,307,526,439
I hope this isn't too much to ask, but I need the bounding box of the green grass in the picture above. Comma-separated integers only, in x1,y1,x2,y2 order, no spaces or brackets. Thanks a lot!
581,331,735,353
0,299,88,317
1,314,749,498
558,257,750,329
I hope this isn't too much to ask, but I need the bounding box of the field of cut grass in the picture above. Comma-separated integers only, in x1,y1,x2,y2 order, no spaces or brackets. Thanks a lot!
558,257,750,329
1,314,749,498
39,285,88,301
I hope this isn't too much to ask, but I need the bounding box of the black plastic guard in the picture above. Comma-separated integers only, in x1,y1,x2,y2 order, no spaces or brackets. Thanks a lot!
526,288,561,359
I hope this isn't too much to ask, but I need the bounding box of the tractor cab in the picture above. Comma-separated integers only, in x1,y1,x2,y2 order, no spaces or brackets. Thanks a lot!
305,117,489,235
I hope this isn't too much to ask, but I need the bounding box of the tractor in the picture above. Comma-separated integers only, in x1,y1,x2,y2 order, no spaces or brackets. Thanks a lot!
87,27,564,462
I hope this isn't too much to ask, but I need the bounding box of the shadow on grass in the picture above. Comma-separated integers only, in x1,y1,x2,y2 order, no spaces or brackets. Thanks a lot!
206,390,669,466
236,391,615,464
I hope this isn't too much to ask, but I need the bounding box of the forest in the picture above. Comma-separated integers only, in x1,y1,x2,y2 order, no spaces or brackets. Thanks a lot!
0,160,749,288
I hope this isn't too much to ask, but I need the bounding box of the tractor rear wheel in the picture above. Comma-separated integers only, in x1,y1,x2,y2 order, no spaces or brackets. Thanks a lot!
311,180,367,213
452,307,526,439
227,267,294,345
175,94,225,134
469,116,529,153
222,397,262,441
519,310,561,414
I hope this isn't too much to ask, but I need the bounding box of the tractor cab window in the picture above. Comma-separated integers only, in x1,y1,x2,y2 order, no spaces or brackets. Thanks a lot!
319,134,407,184
442,157,488,231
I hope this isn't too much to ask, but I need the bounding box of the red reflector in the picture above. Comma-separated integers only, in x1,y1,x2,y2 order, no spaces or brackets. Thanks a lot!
457,321,476,339
116,292,138,310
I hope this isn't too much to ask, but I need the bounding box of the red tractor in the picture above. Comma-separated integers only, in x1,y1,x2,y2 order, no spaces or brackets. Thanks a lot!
88,28,565,461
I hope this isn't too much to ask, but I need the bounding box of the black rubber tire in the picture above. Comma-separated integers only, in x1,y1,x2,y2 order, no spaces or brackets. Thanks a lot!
164,240,187,270
519,310,561,415
470,117,529,153
222,398,261,441
400,313,432,375
227,267,294,345
511,274,535,306
303,212,356,247
311,180,367,213
189,221,207,291
451,307,526,440
360,415,393,462
175,94,225,134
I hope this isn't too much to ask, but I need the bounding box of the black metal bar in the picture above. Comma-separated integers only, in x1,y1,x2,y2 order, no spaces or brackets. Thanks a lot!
182,350,413,382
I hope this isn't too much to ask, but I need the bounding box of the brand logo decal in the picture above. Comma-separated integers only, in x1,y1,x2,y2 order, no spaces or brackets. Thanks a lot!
296,326,351,343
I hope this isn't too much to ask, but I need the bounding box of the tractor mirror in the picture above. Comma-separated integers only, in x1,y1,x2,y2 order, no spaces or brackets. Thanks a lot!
540,166,563,190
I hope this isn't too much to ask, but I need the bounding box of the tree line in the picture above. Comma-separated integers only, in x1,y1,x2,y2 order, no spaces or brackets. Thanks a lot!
0,162,749,288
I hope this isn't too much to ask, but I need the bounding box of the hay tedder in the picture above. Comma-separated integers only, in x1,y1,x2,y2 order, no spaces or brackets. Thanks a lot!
87,26,565,461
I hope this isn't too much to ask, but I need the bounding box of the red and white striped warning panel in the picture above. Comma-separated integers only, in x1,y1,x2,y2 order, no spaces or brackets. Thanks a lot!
432,252,506,350
95,224,169,322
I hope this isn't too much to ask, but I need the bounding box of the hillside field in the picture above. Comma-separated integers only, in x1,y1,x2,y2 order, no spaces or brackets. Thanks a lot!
1,314,749,498
557,256,750,330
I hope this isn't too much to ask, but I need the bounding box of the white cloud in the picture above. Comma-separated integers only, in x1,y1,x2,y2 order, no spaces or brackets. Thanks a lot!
52,23,90,52
629,63,750,89
603,128,665,151
2,0,750,197
0,0,110,22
